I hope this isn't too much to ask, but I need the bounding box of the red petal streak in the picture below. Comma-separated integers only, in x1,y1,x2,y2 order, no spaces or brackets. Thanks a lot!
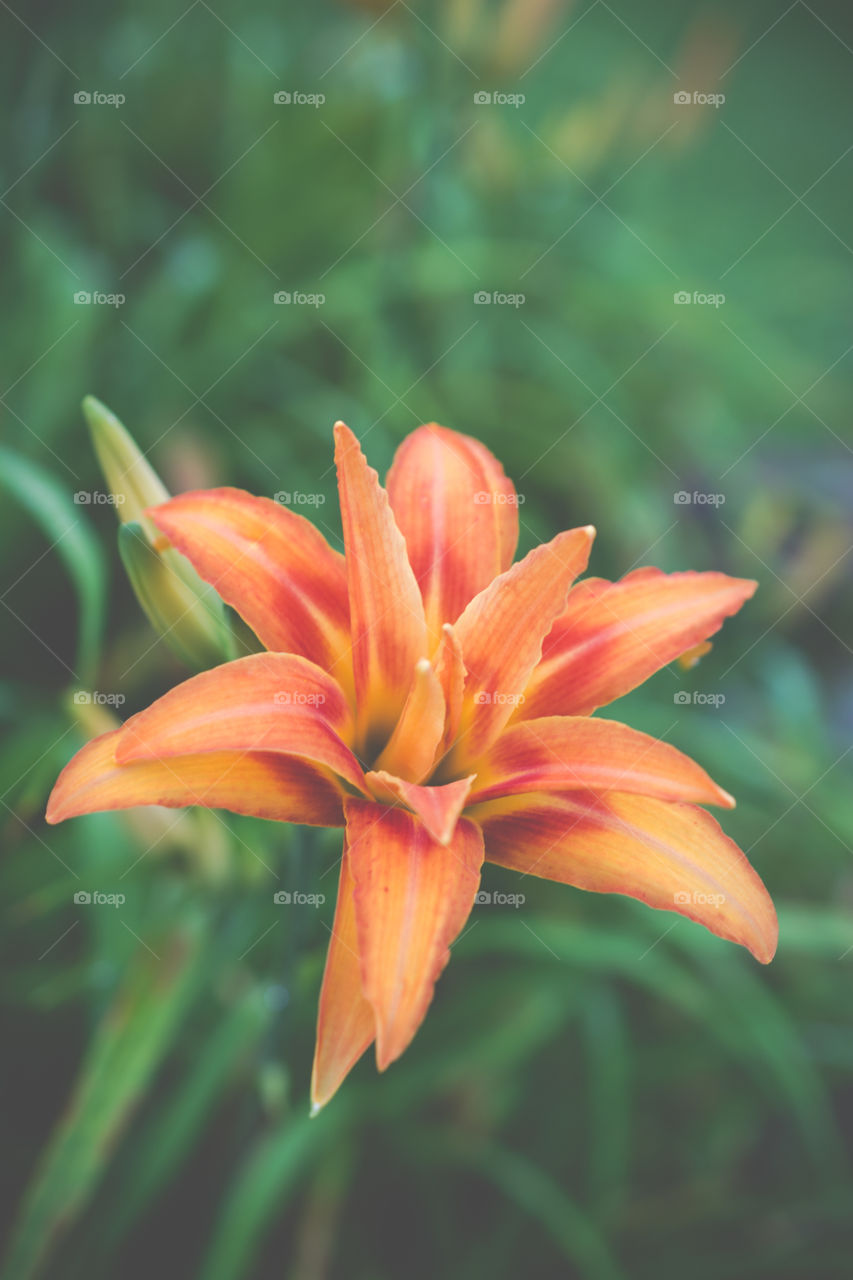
150,488,352,686
450,526,595,763
114,653,368,796
386,423,518,637
474,789,777,963
469,716,734,808
311,843,376,1112
373,659,446,783
346,798,484,1068
334,423,428,750
364,771,476,846
46,729,345,827
520,569,757,719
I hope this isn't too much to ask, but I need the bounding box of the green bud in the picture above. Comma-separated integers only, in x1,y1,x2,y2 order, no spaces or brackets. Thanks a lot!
82,395,169,541
118,521,235,670
82,396,235,669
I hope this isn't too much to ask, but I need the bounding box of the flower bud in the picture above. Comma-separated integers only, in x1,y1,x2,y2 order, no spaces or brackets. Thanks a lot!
118,522,234,670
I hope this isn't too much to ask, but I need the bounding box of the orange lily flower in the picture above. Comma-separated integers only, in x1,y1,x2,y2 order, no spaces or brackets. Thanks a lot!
47,421,777,1110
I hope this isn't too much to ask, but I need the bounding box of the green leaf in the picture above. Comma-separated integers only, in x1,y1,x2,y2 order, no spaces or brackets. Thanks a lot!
0,447,106,686
1,915,208,1280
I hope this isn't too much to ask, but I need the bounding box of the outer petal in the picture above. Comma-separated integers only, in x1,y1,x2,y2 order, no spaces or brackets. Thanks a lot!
473,789,777,963
364,771,476,846
149,488,352,686
334,423,428,751
448,526,595,766
311,844,375,1112
46,729,344,827
520,568,757,719
345,798,484,1069
114,653,368,796
386,423,518,637
468,716,734,808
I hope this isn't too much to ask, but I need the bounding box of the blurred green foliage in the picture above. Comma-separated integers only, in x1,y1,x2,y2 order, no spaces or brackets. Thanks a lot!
1,0,852,1277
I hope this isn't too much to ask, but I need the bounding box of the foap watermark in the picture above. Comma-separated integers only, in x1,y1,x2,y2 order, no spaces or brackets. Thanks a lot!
273,90,325,107
74,490,126,506
674,290,725,307
474,491,525,505
673,691,725,708
74,291,125,307
673,490,725,507
273,291,325,307
273,691,326,706
674,889,726,907
274,490,326,506
74,890,126,907
73,690,126,707
474,91,525,108
474,290,525,307
673,90,725,108
74,90,125,108
475,890,526,908
473,691,525,707
273,890,326,906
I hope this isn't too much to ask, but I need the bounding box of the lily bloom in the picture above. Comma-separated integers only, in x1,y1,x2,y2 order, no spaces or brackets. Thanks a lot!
47,421,777,1109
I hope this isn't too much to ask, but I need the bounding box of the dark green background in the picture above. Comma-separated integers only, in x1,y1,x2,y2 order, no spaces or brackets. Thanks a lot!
1,1,852,1277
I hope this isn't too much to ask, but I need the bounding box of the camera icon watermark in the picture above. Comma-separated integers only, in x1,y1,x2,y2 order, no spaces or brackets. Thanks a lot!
473,690,525,706
673,90,725,108
73,889,127,906
673,290,725,307
273,690,326,706
273,491,326,506
674,889,726,906
273,90,325,107
473,491,525,505
73,690,127,707
673,690,726,708
474,889,525,907
272,890,326,905
273,291,325,307
73,490,126,506
73,291,125,307
73,90,126,108
673,490,725,507
474,290,525,307
473,90,526,108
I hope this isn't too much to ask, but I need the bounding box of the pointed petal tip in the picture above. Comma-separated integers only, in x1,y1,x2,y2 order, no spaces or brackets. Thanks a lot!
375,1042,397,1073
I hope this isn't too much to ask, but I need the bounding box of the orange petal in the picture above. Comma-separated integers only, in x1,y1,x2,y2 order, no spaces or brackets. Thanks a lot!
434,623,466,754
46,729,345,827
345,798,484,1068
311,843,375,1112
469,716,734,808
149,487,352,686
114,653,368,796
386,423,518,637
334,423,428,752
473,789,777,963
373,659,446,783
449,526,595,765
364,771,476,846
520,568,757,719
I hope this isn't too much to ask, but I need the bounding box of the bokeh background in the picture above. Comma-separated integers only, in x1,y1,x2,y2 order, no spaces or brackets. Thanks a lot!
2,1,852,1277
